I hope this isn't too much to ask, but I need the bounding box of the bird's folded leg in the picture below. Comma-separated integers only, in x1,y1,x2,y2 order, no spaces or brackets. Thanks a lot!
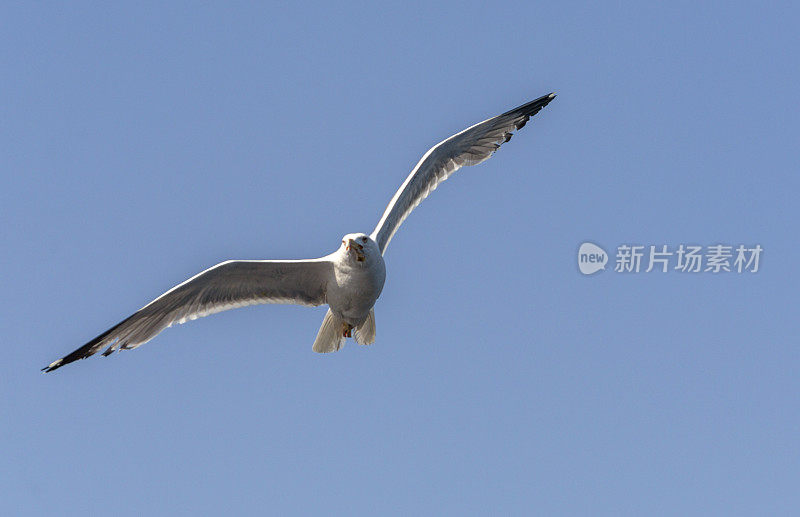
342,322,353,338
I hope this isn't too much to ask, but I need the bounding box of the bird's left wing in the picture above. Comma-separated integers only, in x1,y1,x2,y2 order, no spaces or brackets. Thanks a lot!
42,259,332,372
371,93,555,254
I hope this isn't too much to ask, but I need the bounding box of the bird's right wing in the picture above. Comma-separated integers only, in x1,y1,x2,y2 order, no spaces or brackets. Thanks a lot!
371,93,555,254
43,259,332,372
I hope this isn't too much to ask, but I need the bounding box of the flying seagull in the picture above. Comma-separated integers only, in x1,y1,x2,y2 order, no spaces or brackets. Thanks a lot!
43,92,556,372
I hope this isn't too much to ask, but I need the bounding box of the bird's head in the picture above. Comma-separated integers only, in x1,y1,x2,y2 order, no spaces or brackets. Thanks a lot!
340,233,379,264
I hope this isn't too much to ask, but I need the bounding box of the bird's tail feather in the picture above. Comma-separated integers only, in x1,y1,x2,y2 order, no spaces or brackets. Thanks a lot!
353,309,376,345
313,309,346,353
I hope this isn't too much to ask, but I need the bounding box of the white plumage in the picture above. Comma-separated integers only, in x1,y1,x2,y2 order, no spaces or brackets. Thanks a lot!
43,93,555,372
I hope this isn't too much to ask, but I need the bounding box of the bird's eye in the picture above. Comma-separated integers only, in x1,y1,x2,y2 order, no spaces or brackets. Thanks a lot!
361,237,368,243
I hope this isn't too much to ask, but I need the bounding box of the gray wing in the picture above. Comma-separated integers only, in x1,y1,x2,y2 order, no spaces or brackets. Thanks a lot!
371,93,556,254
43,259,332,371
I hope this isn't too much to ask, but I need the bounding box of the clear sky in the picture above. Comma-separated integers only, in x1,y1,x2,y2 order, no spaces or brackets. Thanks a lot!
2,1,798,515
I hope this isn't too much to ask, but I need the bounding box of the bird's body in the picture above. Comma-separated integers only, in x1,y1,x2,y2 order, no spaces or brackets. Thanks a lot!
326,234,386,327
43,92,555,372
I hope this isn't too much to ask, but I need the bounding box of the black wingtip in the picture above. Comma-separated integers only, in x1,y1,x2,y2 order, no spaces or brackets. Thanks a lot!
535,92,556,108
40,315,131,373
501,92,557,119
539,92,556,106
41,359,64,373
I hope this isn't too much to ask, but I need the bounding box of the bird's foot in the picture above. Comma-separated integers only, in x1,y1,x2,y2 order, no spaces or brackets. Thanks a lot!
342,323,353,338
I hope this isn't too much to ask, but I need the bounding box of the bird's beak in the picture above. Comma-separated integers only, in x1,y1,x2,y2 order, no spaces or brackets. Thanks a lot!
346,239,363,251
346,239,365,261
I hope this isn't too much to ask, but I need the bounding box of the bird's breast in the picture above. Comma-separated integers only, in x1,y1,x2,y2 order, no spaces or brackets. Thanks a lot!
327,257,386,324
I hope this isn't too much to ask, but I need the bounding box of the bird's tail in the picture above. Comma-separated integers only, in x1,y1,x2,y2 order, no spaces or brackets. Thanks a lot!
312,309,346,353
353,309,376,345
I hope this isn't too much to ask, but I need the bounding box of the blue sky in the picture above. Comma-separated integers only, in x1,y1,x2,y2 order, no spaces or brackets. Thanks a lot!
2,1,798,515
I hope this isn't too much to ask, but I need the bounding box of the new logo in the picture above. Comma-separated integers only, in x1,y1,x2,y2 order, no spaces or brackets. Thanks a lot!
578,242,608,275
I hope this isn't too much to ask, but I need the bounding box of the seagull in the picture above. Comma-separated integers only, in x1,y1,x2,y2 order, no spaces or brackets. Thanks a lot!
43,92,555,372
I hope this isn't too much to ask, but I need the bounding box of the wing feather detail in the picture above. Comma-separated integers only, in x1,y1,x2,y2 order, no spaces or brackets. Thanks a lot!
371,93,555,254
42,259,332,371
